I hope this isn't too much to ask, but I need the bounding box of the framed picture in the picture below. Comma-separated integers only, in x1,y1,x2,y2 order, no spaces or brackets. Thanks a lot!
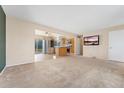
84,35,99,46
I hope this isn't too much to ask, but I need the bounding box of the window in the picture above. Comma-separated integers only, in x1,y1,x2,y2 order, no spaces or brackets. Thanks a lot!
35,39,43,54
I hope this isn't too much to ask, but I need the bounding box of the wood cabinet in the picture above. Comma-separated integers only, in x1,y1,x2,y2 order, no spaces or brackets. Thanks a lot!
55,47,67,56
70,38,74,53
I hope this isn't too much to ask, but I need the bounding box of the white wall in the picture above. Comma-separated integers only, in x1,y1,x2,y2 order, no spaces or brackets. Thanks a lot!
82,25,124,60
6,16,76,66
83,31,108,59
6,17,35,66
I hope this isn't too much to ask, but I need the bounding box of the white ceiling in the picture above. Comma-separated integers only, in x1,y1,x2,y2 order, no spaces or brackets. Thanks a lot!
2,5,124,34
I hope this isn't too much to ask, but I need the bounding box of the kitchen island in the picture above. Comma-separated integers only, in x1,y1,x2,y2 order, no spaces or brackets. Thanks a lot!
55,46,67,56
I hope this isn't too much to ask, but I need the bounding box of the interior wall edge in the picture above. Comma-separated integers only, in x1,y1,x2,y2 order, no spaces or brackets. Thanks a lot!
0,5,6,72
0,66,6,75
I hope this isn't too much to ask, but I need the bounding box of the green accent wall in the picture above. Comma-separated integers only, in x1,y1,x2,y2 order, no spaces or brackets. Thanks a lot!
0,6,6,72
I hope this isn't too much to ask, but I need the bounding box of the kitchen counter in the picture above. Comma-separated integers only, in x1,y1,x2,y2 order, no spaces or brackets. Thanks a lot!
54,46,67,48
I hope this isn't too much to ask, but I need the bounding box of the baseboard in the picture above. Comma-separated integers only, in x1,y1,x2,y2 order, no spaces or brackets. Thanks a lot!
0,66,6,76
6,61,34,68
0,62,34,75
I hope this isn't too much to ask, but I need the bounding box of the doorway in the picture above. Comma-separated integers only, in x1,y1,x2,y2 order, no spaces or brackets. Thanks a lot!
108,30,124,62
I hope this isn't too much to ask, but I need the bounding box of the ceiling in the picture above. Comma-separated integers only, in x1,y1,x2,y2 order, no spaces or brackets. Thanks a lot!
2,5,124,34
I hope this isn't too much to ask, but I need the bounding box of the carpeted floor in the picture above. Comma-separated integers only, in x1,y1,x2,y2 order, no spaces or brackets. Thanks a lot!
0,56,124,88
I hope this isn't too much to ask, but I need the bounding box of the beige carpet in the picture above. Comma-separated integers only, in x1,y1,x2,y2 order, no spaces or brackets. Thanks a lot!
0,56,124,88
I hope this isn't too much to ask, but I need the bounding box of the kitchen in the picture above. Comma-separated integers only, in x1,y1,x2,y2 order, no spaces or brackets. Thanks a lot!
34,29,75,62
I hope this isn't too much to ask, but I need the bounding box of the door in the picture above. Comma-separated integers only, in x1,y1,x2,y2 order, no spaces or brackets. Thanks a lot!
75,37,81,55
108,30,124,62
